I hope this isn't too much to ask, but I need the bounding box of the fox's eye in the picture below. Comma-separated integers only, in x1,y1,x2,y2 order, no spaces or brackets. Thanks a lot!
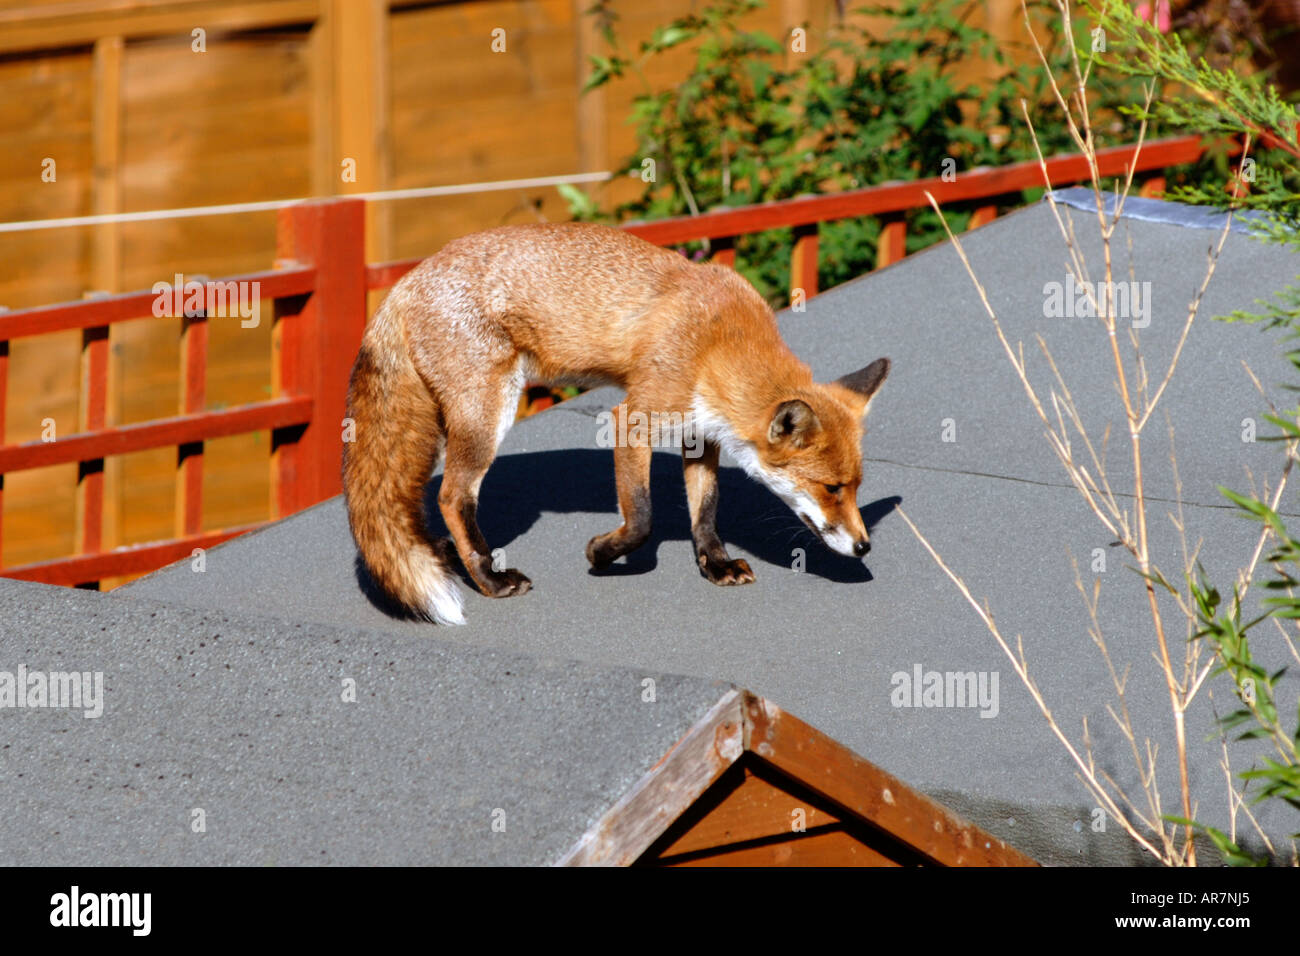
824,483,843,495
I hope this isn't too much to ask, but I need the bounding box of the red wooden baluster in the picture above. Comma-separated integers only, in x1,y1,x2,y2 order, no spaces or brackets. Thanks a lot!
0,334,7,568
1138,177,1166,199
968,205,998,230
75,323,110,576
790,224,819,305
176,309,207,537
710,235,736,268
877,219,907,269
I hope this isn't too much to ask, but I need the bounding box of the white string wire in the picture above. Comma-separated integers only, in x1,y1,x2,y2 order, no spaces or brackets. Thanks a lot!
0,170,615,234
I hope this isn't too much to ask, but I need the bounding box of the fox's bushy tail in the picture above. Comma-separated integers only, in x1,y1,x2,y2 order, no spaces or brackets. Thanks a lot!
342,304,465,625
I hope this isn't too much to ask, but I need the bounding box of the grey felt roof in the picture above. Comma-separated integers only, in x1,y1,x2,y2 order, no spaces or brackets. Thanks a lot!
7,191,1299,866
0,576,732,865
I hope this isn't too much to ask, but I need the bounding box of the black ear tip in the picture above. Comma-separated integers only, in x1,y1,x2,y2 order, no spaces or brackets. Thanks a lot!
834,357,891,402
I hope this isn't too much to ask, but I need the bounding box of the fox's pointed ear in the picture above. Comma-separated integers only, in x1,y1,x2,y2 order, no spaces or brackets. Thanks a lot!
835,357,890,418
768,399,820,448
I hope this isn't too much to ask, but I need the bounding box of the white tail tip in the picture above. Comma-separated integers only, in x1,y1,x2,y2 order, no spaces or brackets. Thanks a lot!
425,573,467,626
411,545,467,625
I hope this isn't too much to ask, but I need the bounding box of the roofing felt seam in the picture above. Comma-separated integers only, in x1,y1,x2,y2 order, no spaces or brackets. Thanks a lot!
1045,186,1277,235
867,454,1300,517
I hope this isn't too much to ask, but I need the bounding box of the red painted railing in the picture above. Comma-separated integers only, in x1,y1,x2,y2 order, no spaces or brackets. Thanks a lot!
0,134,1205,588
0,200,365,587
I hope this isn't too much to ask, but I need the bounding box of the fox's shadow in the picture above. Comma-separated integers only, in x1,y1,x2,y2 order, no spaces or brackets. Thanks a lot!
355,448,900,614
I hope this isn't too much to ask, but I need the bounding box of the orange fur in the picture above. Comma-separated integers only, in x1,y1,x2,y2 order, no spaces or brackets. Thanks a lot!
343,222,889,623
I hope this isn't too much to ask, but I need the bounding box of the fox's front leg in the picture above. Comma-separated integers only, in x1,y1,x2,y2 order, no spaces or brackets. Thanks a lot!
439,431,532,598
683,439,754,586
587,428,653,568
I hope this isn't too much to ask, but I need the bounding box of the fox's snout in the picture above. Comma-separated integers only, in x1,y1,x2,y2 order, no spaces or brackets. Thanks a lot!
796,509,870,559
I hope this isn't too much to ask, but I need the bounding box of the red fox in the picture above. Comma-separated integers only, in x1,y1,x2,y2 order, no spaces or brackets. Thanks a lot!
343,223,889,625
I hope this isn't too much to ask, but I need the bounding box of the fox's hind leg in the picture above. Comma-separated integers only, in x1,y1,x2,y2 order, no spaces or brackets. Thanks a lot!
683,439,754,586
437,365,532,599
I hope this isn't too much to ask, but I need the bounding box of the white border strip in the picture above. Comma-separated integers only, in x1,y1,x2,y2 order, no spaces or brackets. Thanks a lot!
0,171,614,234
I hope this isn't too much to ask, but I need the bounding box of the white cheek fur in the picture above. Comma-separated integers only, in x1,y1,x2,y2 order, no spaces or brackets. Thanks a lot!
691,397,838,535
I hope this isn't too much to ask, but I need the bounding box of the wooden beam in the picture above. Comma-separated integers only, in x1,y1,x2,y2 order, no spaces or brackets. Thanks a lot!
0,0,322,55
556,689,745,866
742,693,1038,866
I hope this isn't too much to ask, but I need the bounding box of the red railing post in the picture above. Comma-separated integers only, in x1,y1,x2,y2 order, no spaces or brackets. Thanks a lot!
176,310,207,537
1139,177,1166,198
877,218,907,269
710,235,737,268
0,334,6,565
75,321,110,562
271,198,367,518
968,205,998,230
790,223,819,302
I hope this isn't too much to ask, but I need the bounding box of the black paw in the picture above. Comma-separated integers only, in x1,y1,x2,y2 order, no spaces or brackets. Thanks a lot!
586,535,614,569
472,559,532,598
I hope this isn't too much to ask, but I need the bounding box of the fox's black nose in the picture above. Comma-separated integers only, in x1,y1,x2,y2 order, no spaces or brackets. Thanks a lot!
854,539,870,557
